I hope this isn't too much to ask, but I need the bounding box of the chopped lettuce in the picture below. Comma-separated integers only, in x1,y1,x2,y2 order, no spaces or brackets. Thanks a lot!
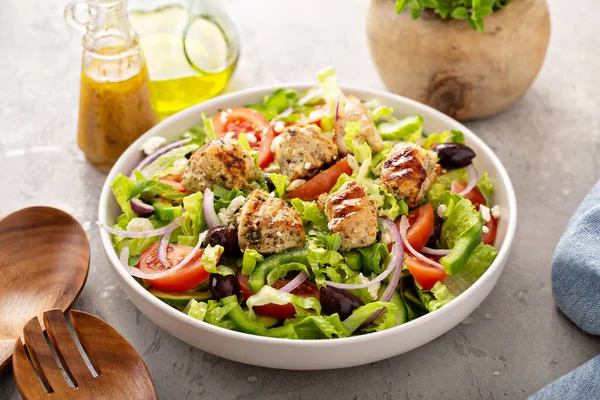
132,179,187,201
284,314,348,339
185,299,208,321
307,242,345,285
266,262,310,286
441,194,481,248
378,115,423,142
204,300,237,329
290,198,329,231
140,143,199,179
178,191,205,246
308,231,342,251
418,281,456,312
213,185,245,212
268,173,289,198
317,67,344,132
344,121,371,163
342,301,398,333
422,129,465,150
444,243,498,295
110,173,136,221
201,244,231,275
247,88,300,121
246,286,321,315
368,106,394,122
477,172,494,206
202,112,218,142
242,249,264,275
356,242,389,275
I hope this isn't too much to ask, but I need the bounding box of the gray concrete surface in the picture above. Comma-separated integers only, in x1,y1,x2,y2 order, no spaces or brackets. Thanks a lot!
1,0,599,398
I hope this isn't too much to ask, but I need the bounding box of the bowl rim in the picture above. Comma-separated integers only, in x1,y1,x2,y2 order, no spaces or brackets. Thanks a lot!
98,83,518,347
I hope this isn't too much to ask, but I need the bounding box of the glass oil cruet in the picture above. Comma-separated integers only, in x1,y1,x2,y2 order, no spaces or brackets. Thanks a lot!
127,0,241,116
65,0,158,173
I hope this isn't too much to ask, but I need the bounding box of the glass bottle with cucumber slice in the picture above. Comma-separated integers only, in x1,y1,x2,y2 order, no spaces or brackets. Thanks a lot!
128,0,240,116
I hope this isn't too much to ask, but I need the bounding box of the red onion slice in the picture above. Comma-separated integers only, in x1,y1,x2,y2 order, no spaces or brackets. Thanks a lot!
119,231,208,280
203,188,221,229
420,246,451,256
454,164,479,196
297,88,323,106
334,98,340,122
399,216,445,270
359,218,404,328
325,218,401,290
277,107,294,118
158,226,177,266
130,137,192,176
97,217,184,238
279,271,309,293
130,198,154,216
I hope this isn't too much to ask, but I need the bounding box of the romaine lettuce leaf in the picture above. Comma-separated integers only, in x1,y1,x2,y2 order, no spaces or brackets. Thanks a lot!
266,262,311,286
202,112,218,142
342,301,397,333
290,198,329,231
246,286,321,315
441,195,481,248
242,249,264,275
283,314,348,339
185,299,208,321
201,244,231,275
378,115,423,142
140,143,199,179
444,243,498,295
268,173,289,198
132,179,187,201
213,185,245,212
477,172,494,206
356,242,389,275
308,231,342,251
111,173,136,222
418,281,456,312
177,191,205,246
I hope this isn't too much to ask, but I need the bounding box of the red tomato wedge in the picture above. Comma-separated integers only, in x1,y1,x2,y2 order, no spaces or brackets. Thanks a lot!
402,202,434,251
212,107,275,168
405,255,447,291
285,159,353,201
158,174,186,193
451,181,487,210
138,242,210,293
237,272,320,320
483,215,498,245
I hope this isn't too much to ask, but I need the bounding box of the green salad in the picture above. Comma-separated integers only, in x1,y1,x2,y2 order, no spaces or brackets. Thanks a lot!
101,68,501,339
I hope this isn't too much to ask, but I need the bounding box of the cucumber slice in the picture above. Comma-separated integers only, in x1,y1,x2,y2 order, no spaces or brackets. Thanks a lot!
149,288,212,310
152,199,183,221
254,314,280,328
378,284,407,326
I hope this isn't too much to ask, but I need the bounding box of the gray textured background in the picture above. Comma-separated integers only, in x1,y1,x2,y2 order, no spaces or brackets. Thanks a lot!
1,0,599,399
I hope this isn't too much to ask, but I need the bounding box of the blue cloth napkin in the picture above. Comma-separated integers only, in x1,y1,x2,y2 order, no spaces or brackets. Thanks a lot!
530,180,600,399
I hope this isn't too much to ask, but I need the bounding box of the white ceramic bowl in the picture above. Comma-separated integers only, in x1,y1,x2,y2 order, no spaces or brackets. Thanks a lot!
99,85,517,370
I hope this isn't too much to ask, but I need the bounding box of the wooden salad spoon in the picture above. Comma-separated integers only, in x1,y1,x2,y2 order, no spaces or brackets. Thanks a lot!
13,309,157,399
0,207,90,374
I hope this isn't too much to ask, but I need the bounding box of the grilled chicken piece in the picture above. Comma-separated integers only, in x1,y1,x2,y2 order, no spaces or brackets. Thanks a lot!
181,138,256,193
334,95,383,155
324,180,378,250
381,142,438,209
274,124,338,181
237,190,305,254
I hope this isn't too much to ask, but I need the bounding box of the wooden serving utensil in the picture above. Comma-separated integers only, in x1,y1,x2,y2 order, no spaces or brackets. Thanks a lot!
13,309,157,399
0,207,90,374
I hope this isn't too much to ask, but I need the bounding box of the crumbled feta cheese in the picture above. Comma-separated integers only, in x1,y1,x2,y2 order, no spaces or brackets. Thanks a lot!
482,226,490,234
480,205,491,222
286,179,306,192
437,204,447,218
273,121,285,133
304,162,312,170
491,205,501,219
217,196,246,226
276,232,283,238
173,158,188,170
141,136,167,155
126,218,154,232
262,126,270,135
381,231,392,245
358,273,380,301
268,191,275,197
220,112,229,124
246,133,257,143
270,135,284,153
224,131,236,139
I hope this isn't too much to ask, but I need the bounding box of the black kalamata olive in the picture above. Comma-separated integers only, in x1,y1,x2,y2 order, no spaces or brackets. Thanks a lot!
209,273,240,300
264,174,275,192
426,213,443,248
319,286,364,320
207,226,240,256
433,143,476,170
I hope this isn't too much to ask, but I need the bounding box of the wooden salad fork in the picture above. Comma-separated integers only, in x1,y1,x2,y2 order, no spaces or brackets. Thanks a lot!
13,309,157,400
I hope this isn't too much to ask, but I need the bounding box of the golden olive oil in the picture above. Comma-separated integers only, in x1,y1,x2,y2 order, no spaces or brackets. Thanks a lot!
129,5,238,116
